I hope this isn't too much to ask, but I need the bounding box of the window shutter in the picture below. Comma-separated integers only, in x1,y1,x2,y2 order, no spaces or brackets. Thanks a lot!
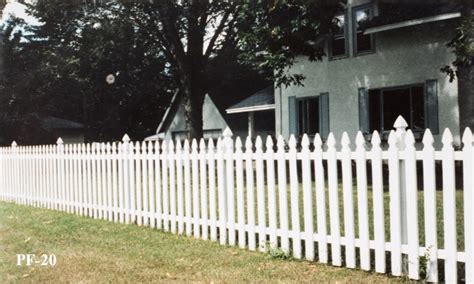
319,93,330,138
358,87,369,133
425,80,439,134
288,96,297,136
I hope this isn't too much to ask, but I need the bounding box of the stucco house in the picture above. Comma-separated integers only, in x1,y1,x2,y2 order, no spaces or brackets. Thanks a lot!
276,0,461,146
148,87,275,141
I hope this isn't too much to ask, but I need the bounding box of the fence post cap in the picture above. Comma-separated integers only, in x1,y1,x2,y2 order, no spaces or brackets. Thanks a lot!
122,134,130,142
223,127,233,138
393,115,408,130
11,141,17,147
56,137,64,145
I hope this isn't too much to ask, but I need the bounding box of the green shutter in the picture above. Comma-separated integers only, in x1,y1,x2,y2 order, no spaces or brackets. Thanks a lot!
425,80,439,134
359,87,369,133
319,93,330,138
288,96,297,136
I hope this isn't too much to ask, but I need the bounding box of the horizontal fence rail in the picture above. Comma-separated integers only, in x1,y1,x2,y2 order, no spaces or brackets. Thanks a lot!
0,116,472,283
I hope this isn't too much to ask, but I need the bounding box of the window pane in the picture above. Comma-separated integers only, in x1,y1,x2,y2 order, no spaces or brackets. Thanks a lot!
331,14,346,57
297,98,319,135
331,37,346,57
411,86,425,131
355,7,373,53
369,89,381,132
298,100,304,135
382,88,410,130
356,32,372,53
307,98,320,135
333,14,345,35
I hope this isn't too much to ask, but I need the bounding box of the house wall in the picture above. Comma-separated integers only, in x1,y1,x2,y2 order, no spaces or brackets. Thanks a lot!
164,94,230,140
276,0,459,147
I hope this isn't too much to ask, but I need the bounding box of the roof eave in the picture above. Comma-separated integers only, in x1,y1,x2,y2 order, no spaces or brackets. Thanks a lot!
226,104,276,114
364,12,460,35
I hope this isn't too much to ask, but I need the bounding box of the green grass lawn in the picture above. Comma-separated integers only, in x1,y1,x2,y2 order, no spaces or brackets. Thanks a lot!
0,201,409,282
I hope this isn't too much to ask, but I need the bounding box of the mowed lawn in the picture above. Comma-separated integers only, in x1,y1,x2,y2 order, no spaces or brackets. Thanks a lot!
0,201,408,283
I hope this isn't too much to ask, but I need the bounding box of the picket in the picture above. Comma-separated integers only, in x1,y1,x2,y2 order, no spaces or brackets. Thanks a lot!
462,128,474,284
245,137,256,251
288,135,301,259
313,134,328,264
301,134,314,261
422,130,438,282
341,132,355,268
255,136,266,251
327,133,341,266
371,131,386,274
0,117,472,283
442,129,457,283
265,136,278,249
276,136,289,253
235,137,246,248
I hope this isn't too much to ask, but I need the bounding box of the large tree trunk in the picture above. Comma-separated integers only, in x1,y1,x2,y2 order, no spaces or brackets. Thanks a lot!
458,0,474,132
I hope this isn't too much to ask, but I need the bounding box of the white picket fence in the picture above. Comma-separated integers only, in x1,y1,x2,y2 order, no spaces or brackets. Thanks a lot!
0,116,472,282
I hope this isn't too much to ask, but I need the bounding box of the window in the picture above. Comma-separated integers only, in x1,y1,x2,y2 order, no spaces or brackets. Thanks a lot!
329,14,347,59
297,97,320,136
368,85,425,132
353,4,374,55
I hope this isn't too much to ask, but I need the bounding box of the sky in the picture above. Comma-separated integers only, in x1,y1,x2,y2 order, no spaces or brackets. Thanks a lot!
1,0,40,26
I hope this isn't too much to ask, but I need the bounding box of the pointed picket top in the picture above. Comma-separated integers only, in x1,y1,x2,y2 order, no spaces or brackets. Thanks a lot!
141,141,147,152
81,143,86,153
176,139,182,151
462,127,473,145
86,143,91,153
371,130,381,146
183,139,190,151
422,129,434,145
355,131,366,147
161,139,167,152
191,139,198,152
223,127,233,138
405,129,416,146
122,134,130,142
112,142,117,153
105,142,110,154
393,115,408,130
147,141,154,153
313,133,323,147
388,131,397,146
301,134,309,149
255,136,263,150
327,133,336,147
235,136,243,150
135,141,141,154
245,136,253,151
288,134,296,149
168,139,175,152
56,137,64,145
442,128,453,146
277,135,285,150
266,135,274,150
11,141,17,147
208,137,215,150
341,132,350,147
216,137,223,150
199,138,206,151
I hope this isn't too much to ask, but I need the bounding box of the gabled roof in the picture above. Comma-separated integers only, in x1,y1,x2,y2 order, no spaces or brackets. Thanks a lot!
156,88,257,134
226,86,275,114
364,2,462,34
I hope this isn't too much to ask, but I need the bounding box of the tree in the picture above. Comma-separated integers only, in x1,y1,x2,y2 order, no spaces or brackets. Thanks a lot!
442,0,474,131
147,0,342,139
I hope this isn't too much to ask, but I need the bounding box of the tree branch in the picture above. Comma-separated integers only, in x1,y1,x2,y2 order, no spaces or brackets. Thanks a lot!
204,7,234,59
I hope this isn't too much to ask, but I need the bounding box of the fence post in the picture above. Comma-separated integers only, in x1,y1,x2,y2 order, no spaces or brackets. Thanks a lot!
393,115,408,273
